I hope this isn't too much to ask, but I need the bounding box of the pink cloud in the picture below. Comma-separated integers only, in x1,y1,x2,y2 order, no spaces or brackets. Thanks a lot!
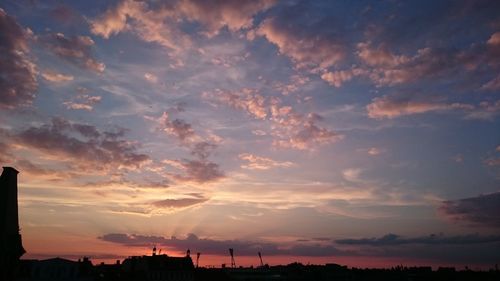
177,0,276,37
206,88,267,120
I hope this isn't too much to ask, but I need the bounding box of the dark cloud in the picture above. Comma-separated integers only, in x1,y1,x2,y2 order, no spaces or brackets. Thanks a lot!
155,111,224,184
40,32,105,72
0,8,38,109
254,3,346,72
336,233,500,246
99,233,351,257
190,141,217,160
173,159,224,184
100,232,500,263
166,118,195,142
10,117,149,172
334,233,500,264
439,192,500,227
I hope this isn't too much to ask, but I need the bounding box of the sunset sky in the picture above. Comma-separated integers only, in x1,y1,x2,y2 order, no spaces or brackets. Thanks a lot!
1,0,500,269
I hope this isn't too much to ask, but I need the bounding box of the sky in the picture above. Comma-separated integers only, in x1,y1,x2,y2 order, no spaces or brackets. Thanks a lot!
1,0,500,269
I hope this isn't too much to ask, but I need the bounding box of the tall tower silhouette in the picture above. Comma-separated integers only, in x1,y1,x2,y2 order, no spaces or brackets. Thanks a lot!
0,167,25,279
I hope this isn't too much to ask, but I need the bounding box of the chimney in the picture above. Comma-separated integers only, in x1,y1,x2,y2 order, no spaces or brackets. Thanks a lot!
0,167,25,278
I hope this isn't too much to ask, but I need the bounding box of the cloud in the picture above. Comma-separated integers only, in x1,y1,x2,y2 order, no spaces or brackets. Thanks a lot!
252,130,266,136
190,141,217,160
171,159,224,184
366,95,474,119
256,17,345,71
160,112,197,143
342,168,362,182
272,74,309,95
63,90,102,111
367,147,382,156
144,72,158,83
9,117,149,173
41,32,105,72
481,74,500,90
206,88,267,120
485,158,500,166
41,70,74,82
239,153,294,170
354,30,500,88
356,42,410,68
152,196,208,209
463,100,500,120
336,233,500,246
177,0,276,37
99,233,350,256
0,8,38,109
205,89,342,150
487,31,500,47
91,0,275,50
439,192,500,227
272,112,343,150
321,69,365,88
150,111,224,184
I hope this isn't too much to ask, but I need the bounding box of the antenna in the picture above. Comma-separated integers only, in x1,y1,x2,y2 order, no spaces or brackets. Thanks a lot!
196,252,201,268
152,245,157,256
258,252,264,267
229,248,236,268
186,249,191,257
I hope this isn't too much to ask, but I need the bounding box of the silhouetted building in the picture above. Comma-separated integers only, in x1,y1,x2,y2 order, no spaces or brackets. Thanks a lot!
121,254,195,281
0,166,25,279
18,257,93,281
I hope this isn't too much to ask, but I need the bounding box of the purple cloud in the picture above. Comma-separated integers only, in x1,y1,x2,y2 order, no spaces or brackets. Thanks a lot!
0,8,37,109
439,192,500,227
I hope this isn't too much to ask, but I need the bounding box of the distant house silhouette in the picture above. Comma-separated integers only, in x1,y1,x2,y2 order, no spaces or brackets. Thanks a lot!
0,167,25,279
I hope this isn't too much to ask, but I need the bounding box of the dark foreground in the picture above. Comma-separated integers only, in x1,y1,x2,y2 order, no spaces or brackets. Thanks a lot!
14,255,500,281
